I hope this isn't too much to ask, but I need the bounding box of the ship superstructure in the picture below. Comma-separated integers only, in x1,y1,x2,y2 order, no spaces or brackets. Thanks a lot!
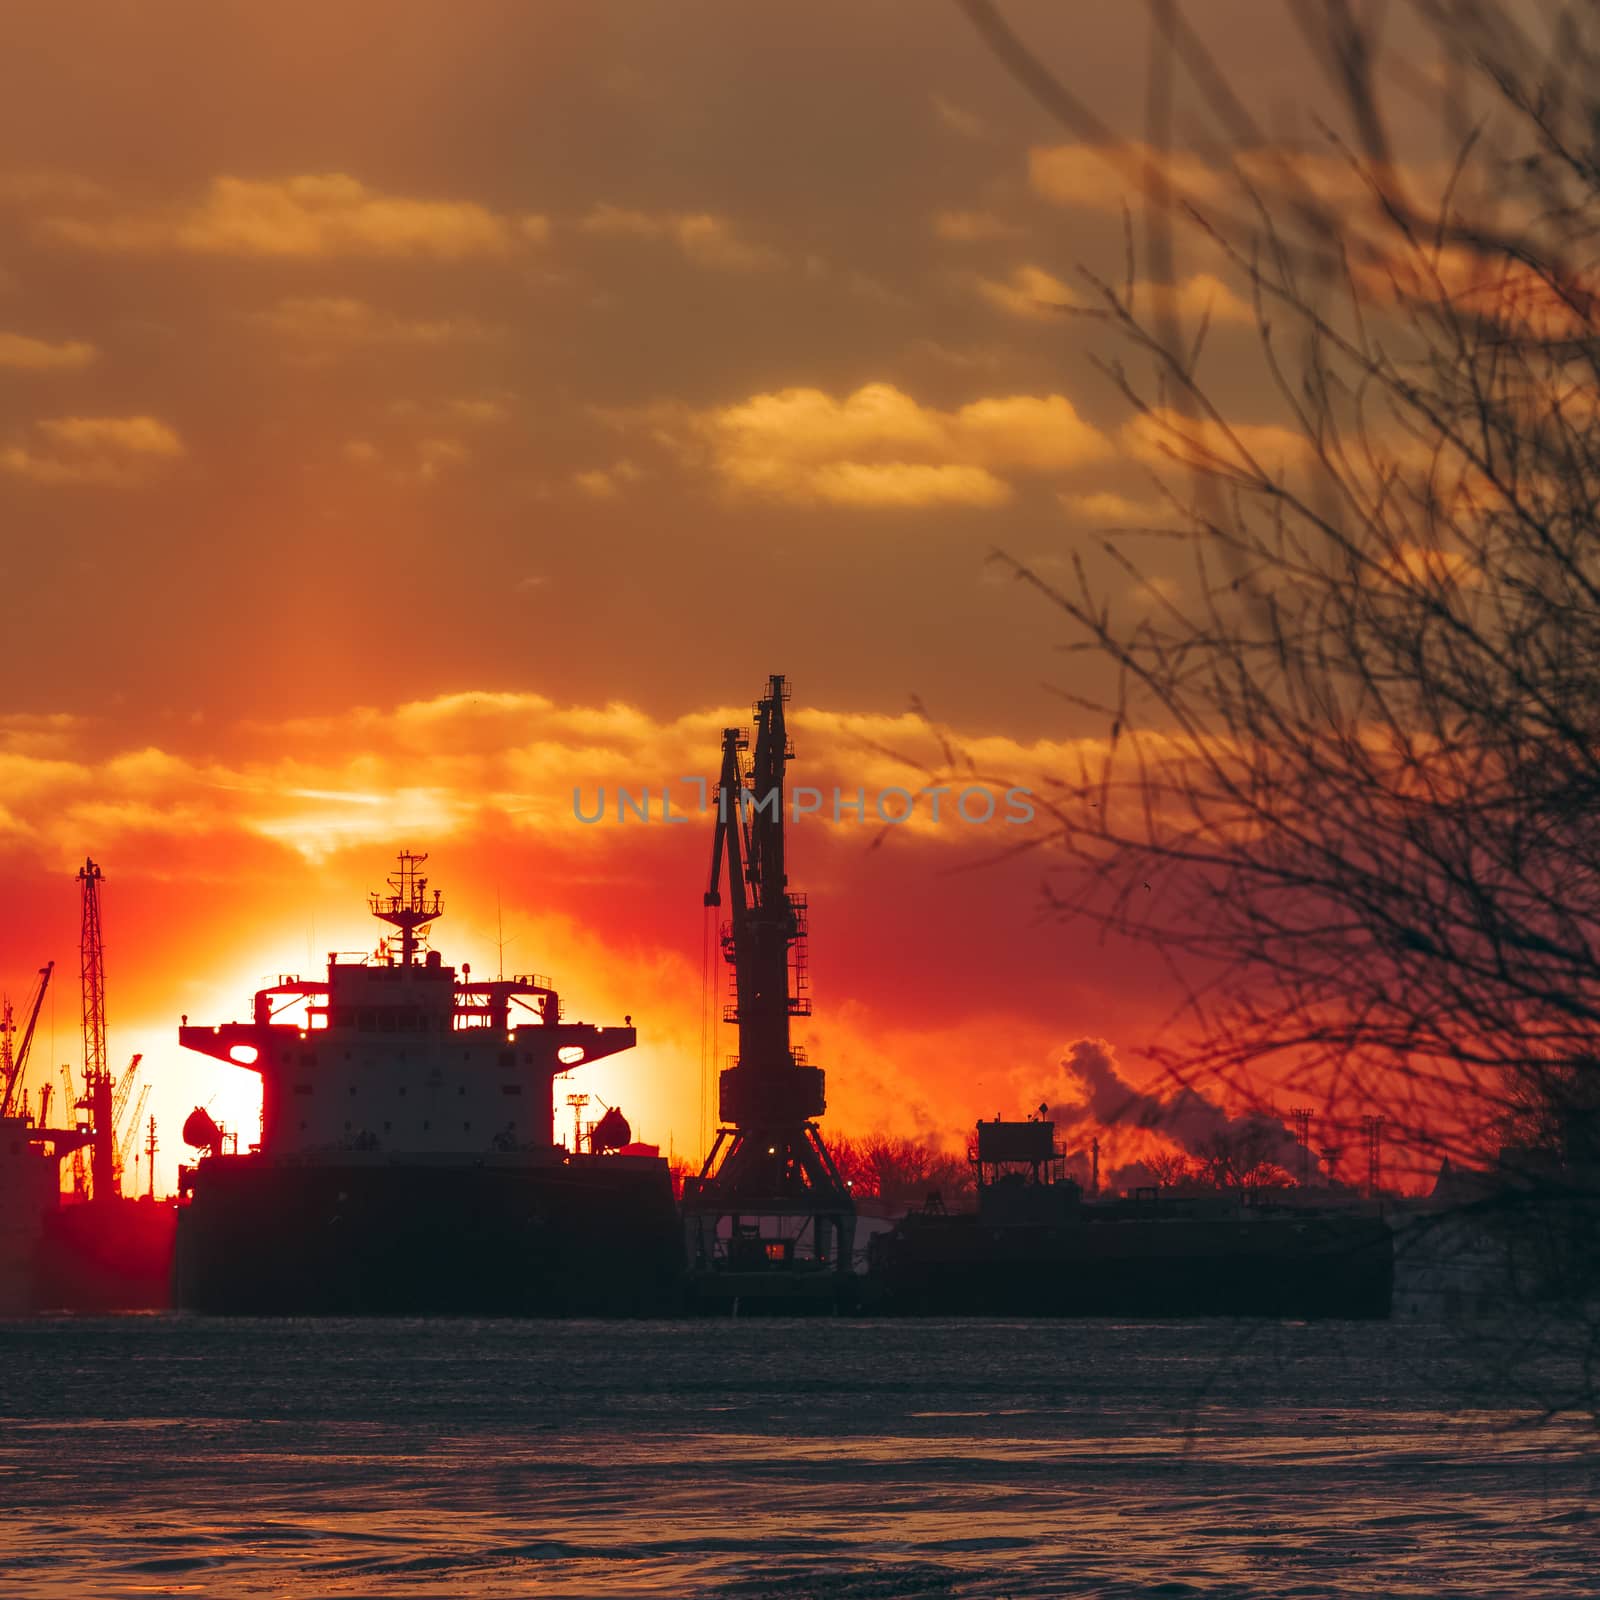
175,854,682,1314
180,854,635,1160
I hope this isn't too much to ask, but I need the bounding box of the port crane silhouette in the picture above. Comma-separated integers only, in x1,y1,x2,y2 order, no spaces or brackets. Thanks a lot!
0,961,53,1118
682,674,855,1289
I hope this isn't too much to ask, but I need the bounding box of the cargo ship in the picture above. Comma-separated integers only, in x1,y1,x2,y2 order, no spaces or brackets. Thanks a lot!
174,854,683,1315
865,1115,1394,1318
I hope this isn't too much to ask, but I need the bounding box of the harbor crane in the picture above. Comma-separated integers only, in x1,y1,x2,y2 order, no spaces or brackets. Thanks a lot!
62,1064,88,1195
681,674,854,1292
0,961,53,1118
117,1081,150,1191
75,859,121,1201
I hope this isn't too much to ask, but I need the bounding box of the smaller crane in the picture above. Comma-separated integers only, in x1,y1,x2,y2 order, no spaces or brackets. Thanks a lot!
112,1056,140,1127
62,1064,88,1195
116,1080,150,1195
0,962,54,1119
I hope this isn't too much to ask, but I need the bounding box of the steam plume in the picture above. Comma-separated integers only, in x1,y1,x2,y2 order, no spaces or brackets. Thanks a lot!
1051,1037,1300,1172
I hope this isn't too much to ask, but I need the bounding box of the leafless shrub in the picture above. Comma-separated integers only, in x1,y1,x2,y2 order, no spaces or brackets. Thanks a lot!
832,1132,977,1210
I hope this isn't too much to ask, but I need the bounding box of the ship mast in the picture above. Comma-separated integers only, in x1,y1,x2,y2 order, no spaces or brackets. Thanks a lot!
370,851,442,965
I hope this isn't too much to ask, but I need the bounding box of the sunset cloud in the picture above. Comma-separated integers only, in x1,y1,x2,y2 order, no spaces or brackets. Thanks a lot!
0,688,1086,865
1060,489,1172,524
578,204,778,271
1030,140,1450,227
0,330,98,371
248,296,503,348
342,434,470,484
1354,243,1600,340
1134,272,1253,324
1121,406,1310,474
798,461,1011,508
976,264,1251,326
691,382,1112,506
0,686,1161,1177
0,414,184,486
933,210,1025,242
38,173,545,260
1029,141,1228,213
572,460,641,498
974,264,1077,319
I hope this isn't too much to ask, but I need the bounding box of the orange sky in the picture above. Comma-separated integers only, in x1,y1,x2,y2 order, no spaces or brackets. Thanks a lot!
0,2,1453,1193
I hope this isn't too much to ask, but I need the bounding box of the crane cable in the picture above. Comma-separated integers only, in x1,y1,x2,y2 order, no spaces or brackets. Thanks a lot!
699,902,712,1165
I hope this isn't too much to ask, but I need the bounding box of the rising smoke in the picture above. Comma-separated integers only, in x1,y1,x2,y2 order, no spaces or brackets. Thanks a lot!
1050,1037,1302,1176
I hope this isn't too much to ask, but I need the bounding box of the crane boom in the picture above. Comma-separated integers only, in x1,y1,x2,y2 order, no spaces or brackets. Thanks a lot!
112,1053,141,1124
1,961,53,1118
61,1063,87,1194
117,1082,150,1180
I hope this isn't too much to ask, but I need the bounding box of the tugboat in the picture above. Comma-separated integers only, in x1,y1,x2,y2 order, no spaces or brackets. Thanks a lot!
175,854,683,1315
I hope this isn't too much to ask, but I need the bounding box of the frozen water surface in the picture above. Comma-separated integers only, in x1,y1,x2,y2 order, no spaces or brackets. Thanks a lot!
0,1317,1595,1598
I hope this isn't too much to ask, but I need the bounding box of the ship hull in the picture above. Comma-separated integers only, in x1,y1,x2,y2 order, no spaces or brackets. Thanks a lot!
175,1153,685,1316
865,1214,1394,1319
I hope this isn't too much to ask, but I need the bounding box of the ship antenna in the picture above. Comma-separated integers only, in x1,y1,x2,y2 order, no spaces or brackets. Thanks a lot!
369,851,443,966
